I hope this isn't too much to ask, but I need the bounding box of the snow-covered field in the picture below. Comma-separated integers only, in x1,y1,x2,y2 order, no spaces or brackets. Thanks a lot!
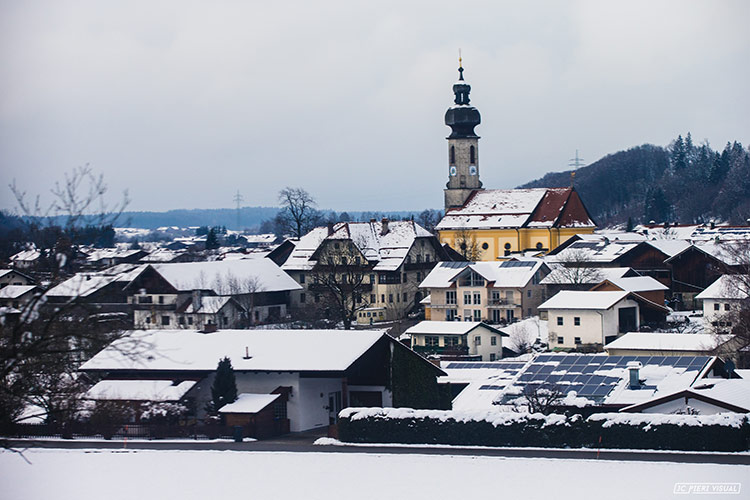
1,449,747,500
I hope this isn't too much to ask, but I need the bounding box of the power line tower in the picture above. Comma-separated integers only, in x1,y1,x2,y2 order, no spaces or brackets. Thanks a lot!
568,149,585,169
233,190,243,230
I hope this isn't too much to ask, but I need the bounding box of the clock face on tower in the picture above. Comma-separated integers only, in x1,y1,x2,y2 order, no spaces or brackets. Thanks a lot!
469,166,477,176
449,166,457,176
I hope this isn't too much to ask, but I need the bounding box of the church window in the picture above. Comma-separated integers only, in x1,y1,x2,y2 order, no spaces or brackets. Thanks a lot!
450,146,456,165
470,145,476,164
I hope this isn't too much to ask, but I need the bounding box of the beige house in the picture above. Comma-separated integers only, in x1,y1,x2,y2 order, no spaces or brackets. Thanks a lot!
405,321,508,361
419,258,549,324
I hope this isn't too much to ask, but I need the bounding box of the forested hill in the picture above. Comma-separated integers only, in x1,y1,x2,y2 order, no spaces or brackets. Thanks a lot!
520,135,750,228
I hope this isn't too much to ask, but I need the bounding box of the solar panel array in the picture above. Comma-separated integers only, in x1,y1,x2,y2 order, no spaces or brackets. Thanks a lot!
500,354,711,404
445,362,527,370
499,261,536,268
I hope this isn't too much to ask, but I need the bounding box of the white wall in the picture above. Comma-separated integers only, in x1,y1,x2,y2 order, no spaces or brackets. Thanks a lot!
640,397,733,415
468,325,504,361
546,298,640,348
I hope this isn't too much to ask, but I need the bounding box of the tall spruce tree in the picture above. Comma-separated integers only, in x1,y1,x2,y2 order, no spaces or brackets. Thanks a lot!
210,357,237,412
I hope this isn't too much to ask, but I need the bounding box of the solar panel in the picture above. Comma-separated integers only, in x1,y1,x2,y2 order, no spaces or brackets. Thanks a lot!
499,261,536,268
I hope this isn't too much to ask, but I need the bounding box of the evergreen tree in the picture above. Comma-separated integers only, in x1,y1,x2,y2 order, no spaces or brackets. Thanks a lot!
209,357,237,413
625,217,634,232
205,228,220,249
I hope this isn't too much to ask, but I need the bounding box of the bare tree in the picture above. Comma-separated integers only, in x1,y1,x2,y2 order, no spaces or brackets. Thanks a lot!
453,227,483,261
519,383,565,415
309,238,374,330
709,240,750,366
276,187,321,239
546,249,604,285
417,209,442,235
505,318,542,354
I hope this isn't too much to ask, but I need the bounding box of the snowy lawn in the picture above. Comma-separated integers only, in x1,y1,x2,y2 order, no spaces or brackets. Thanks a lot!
1,449,747,500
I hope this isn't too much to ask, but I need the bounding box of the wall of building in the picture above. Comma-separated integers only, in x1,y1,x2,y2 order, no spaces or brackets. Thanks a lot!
546,299,640,349
640,397,730,415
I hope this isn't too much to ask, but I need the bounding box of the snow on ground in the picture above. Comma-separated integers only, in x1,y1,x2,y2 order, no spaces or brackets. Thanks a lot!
1,449,746,500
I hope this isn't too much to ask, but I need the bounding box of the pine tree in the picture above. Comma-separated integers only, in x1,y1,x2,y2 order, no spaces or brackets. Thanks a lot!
205,228,220,249
209,357,237,413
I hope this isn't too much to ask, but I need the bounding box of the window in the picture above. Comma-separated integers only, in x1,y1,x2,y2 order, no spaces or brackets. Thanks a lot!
274,399,287,420
425,336,440,347
299,273,305,284
388,294,394,303
158,295,164,304
473,292,481,305
536,242,543,250
300,293,306,303
482,242,489,250
491,336,497,346
370,274,375,284
557,317,564,326
474,336,481,345
416,272,422,281
464,310,472,321
469,145,476,164
574,337,582,345
527,290,532,298
396,293,400,303
161,316,170,326
490,353,496,361
459,271,484,287
491,290,500,302
574,317,580,326
714,303,720,311
179,316,185,325
473,310,481,321
381,294,385,303
146,316,151,324
403,292,408,302
188,317,193,325
425,254,431,263
450,145,456,165
444,336,460,346
370,294,376,303
222,316,228,326
138,296,153,304
463,292,472,304
725,303,731,311
506,291,513,300
446,291,457,305
446,309,457,321
557,336,564,345
356,294,362,304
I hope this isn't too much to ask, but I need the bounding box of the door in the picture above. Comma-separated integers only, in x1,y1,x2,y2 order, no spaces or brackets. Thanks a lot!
328,391,342,425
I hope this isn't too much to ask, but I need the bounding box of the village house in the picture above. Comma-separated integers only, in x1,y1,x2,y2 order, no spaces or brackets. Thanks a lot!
0,268,35,287
0,284,40,310
419,258,549,323
405,320,508,361
124,258,301,329
80,329,446,435
604,332,735,358
695,275,749,332
539,290,668,350
277,219,449,323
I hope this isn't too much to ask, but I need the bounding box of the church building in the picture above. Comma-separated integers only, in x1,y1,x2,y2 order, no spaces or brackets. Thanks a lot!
437,60,596,260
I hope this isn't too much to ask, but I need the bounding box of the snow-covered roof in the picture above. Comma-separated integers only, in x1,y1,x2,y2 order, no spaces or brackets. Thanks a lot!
605,276,668,292
81,329,388,373
687,378,750,412
539,290,630,310
86,248,143,262
539,266,634,285
10,249,41,262
405,321,503,336
151,259,301,293
183,296,235,314
604,332,731,352
643,239,691,258
436,188,595,230
46,265,144,298
0,285,37,299
140,249,184,263
282,221,433,272
218,393,280,414
440,359,530,411
419,259,544,289
85,380,196,401
695,275,749,300
419,262,470,288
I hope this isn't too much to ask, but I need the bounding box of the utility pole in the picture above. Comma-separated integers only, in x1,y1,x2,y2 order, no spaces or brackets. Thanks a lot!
233,190,243,230
568,149,585,169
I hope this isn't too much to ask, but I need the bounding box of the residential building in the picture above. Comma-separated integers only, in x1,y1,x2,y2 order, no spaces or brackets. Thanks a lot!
80,329,446,432
695,275,749,331
406,321,508,361
278,219,450,322
125,259,301,328
419,258,550,323
0,269,35,287
604,332,735,357
539,290,666,349
0,285,39,310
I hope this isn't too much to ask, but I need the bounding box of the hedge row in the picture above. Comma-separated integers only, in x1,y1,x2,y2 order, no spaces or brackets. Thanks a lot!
337,408,750,452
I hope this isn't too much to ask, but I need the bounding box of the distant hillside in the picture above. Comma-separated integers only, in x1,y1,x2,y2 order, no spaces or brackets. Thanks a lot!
118,207,280,231
520,135,750,227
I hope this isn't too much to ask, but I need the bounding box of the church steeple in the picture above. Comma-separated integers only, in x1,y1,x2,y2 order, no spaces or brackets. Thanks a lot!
444,56,483,212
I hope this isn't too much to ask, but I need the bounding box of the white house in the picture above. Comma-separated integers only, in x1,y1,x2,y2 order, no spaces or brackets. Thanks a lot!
80,329,445,433
695,275,749,330
405,321,508,361
539,290,642,349
604,332,734,357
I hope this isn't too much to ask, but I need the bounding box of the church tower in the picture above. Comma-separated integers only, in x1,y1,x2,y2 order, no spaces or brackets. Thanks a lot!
444,58,482,212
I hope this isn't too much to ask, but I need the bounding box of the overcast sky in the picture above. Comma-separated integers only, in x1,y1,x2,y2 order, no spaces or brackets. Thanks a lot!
1,0,749,214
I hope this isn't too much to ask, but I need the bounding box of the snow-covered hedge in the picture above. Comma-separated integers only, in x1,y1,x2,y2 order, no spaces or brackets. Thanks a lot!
338,407,750,451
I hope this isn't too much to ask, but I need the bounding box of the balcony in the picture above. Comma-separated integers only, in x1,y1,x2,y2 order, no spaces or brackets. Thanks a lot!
413,345,469,356
487,299,520,308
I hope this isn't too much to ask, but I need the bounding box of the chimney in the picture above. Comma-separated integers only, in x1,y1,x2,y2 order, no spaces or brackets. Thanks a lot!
381,217,389,235
327,222,334,236
627,361,642,389
192,290,202,312
709,220,715,229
